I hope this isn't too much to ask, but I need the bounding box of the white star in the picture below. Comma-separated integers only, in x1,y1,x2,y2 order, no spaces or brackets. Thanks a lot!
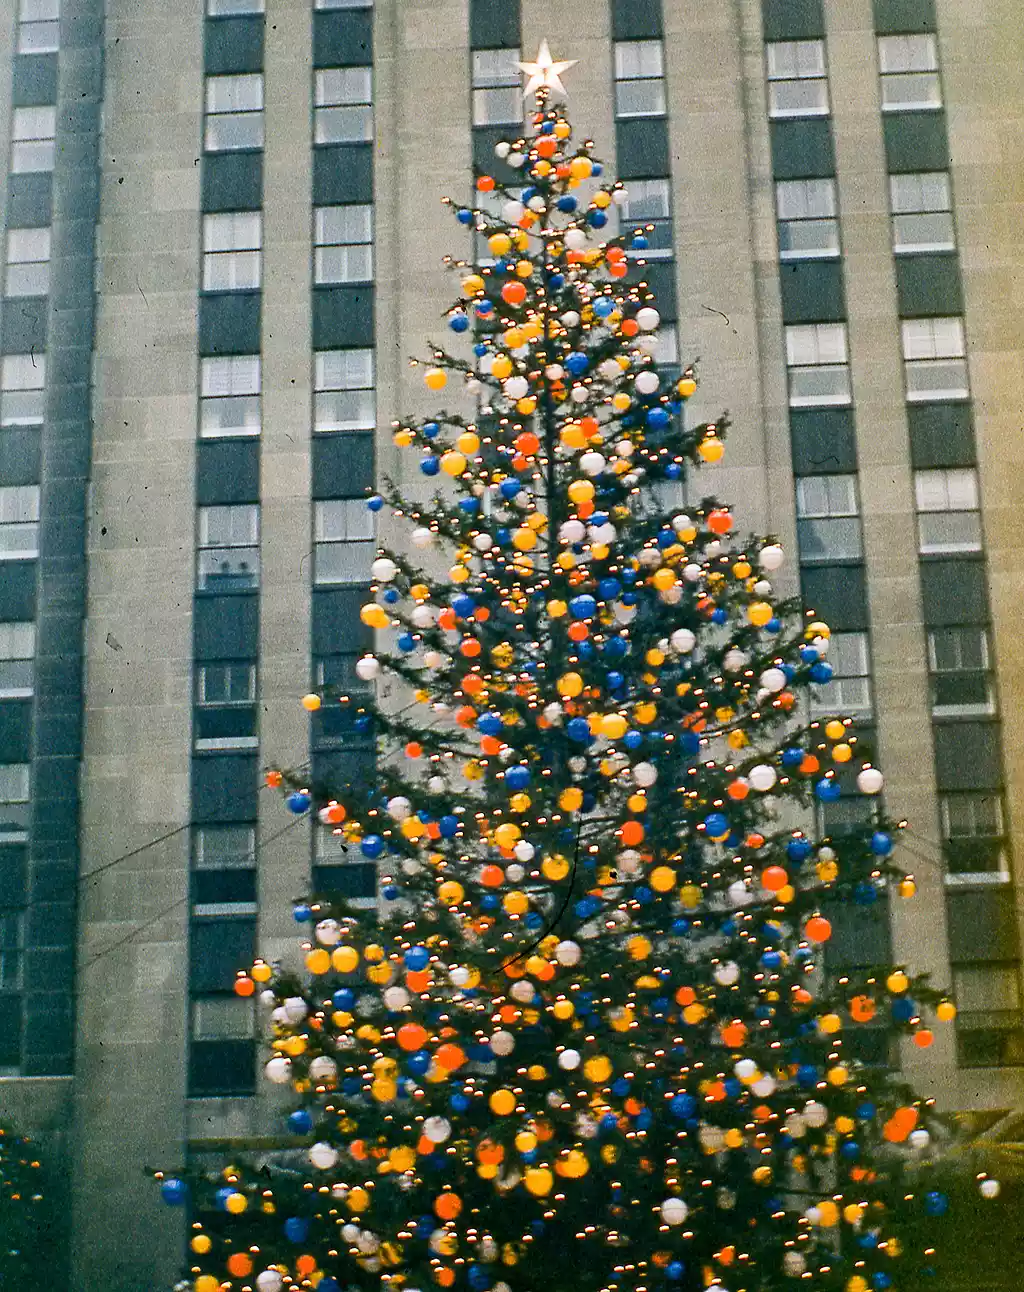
517,39,578,100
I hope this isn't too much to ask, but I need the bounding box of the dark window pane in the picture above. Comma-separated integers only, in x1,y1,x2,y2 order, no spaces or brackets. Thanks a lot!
189,1038,256,1094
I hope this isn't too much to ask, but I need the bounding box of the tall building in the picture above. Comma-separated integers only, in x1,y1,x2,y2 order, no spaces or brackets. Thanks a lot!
0,0,1021,1286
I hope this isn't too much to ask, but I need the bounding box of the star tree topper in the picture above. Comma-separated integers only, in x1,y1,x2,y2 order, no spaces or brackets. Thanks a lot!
517,39,578,100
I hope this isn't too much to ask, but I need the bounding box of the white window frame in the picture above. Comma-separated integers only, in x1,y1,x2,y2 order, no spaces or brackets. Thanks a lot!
207,0,265,12
316,0,372,7
785,323,851,407
199,355,261,438
192,996,257,1039
775,178,840,260
194,823,257,869
202,212,262,292
878,34,941,112
765,40,829,119
810,630,872,715
4,227,51,298
313,499,375,586
914,466,982,554
204,74,264,152
0,485,41,560
315,67,373,144
17,0,59,54
928,625,994,718
620,178,673,260
314,348,375,433
0,623,36,699
890,172,955,254
795,473,862,563
1,354,46,427
10,107,56,173
196,504,260,591
614,40,667,119
901,317,969,401
471,48,523,127
941,793,1008,882
314,204,374,284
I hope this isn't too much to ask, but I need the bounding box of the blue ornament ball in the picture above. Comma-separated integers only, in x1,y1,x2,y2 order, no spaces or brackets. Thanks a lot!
160,1178,188,1206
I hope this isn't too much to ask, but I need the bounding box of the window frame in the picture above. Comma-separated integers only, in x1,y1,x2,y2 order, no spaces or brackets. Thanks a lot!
809,629,872,715
10,106,56,174
765,40,830,119
620,178,674,261
315,67,374,145
785,323,852,408
471,47,523,128
196,503,260,592
314,204,374,285
0,909,23,992
794,473,863,564
204,73,265,153
0,623,36,699
889,171,955,254
18,0,60,53
314,348,376,434
901,317,969,402
940,792,1008,882
0,485,41,561
4,227,51,298
0,764,31,837
1,354,46,427
201,212,262,293
613,40,667,119
878,34,942,113
313,498,375,586
199,355,261,438
928,625,994,718
775,178,840,261
914,466,982,555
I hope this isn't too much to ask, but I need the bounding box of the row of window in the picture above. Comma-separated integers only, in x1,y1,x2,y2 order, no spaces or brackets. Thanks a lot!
200,206,374,291
784,318,969,407
766,35,942,119
776,172,955,260
207,0,370,10
203,70,374,152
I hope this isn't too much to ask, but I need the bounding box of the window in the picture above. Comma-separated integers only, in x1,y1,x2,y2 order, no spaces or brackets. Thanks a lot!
0,624,35,699
0,911,22,991
314,829,377,909
192,996,256,1039
315,68,373,144
810,630,872,715
471,48,523,127
890,172,955,254
195,663,258,751
17,0,59,54
914,467,981,554
941,793,1007,879
200,356,260,437
207,0,264,12
620,179,673,259
929,627,994,716
614,41,666,118
204,74,264,152
316,653,374,700
197,504,259,591
952,963,1024,1068
202,213,262,291
785,323,851,407
314,205,373,284
10,107,56,173
314,499,375,585
0,765,30,836
765,41,829,118
816,794,877,842
647,324,678,373
901,317,968,401
878,34,941,112
0,486,40,560
4,228,50,297
1,355,46,426
194,823,257,870
314,349,375,433
795,474,862,563
775,179,839,260
316,0,372,7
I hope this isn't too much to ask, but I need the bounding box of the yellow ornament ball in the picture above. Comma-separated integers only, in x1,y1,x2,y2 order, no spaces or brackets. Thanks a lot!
438,880,465,905
542,853,571,881
424,368,447,391
827,1065,849,1086
490,1088,517,1116
698,438,725,463
898,878,917,898
682,1002,706,1025
488,233,512,257
441,451,467,476
825,719,846,741
748,601,774,627
553,998,574,1020
818,1013,842,1035
517,396,538,415
190,1234,212,1255
650,865,677,893
225,1191,248,1215
611,392,632,412
936,999,957,1021
815,1200,840,1227
601,713,628,739
513,528,537,551
457,431,481,455
524,1166,554,1196
462,274,485,295
677,377,697,398
569,157,593,179
817,859,839,883
843,1203,864,1225
832,742,853,763
195,1277,220,1292
494,822,521,849
332,945,360,973
348,1186,371,1212
651,567,677,591
627,935,652,960
557,671,584,698
515,259,533,279
491,355,513,380
360,603,389,629
567,479,596,505
583,1055,612,1083
302,692,322,712
306,948,331,975
679,883,702,909
503,890,529,916
887,971,909,994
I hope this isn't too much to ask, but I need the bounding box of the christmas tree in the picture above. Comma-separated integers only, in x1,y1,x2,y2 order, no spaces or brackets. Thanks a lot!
0,1122,56,1286
158,59,992,1292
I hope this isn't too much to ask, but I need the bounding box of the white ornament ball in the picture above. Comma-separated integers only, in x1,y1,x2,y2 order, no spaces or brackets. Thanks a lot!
803,1100,828,1128
283,996,308,1023
508,152,525,168
371,557,397,582
383,986,410,1011
635,369,660,394
980,1178,1001,1199
759,544,784,571
560,519,586,543
671,628,696,653
857,767,884,795
411,526,434,549
504,376,529,400
510,979,535,1003
558,1048,581,1070
423,650,443,669
561,310,581,327
556,939,582,966
495,141,511,159
636,307,660,331
723,649,748,673
908,1128,931,1149
661,1197,689,1225
490,1030,515,1056
309,1142,339,1170
580,451,606,477
546,364,566,380
264,1056,292,1084
760,667,787,693
752,1075,776,1097
309,1055,338,1082
728,879,753,908
748,764,778,792
315,917,341,947
257,1272,284,1292
423,1116,452,1143
713,961,740,986
502,200,524,222
734,1058,758,1081
387,795,412,821
527,194,545,211
683,563,703,582
514,840,535,861
473,532,494,552
633,761,658,787
564,228,587,251
355,655,380,681
599,358,622,381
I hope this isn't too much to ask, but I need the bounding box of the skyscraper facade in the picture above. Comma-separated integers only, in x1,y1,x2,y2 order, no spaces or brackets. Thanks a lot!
0,0,1021,1287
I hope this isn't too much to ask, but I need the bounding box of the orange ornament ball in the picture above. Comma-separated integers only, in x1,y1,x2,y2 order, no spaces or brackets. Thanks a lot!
849,994,876,1022
397,1022,429,1051
476,175,495,192
226,1254,253,1278
480,864,505,888
805,915,833,943
265,770,283,788
434,1192,463,1220
405,742,423,759
620,820,645,846
233,975,255,998
502,281,527,307
707,508,733,535
761,866,789,892
913,1029,934,1048
435,1043,466,1072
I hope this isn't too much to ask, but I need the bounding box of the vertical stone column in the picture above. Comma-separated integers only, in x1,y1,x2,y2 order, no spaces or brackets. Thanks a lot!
72,0,202,1285
824,0,956,1081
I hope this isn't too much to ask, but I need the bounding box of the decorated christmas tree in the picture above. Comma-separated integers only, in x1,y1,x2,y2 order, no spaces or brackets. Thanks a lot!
0,1122,57,1287
158,55,994,1292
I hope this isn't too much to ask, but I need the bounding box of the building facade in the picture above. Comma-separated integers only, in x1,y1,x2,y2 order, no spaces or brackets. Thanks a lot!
0,0,1021,1287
